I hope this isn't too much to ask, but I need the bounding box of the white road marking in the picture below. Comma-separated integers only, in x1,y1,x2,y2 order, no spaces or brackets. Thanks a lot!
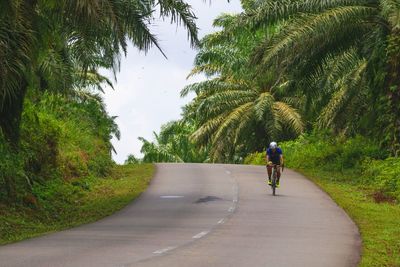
160,196,184,199
153,246,176,254
218,219,225,224
225,170,231,174
233,199,237,203
228,207,235,212
193,231,209,239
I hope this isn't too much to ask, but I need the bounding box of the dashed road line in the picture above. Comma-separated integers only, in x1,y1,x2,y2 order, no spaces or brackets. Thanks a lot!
218,219,225,224
153,246,176,254
192,231,209,239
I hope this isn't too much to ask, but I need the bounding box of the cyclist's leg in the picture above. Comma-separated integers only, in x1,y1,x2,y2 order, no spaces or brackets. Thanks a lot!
276,165,281,179
267,165,272,180
276,165,281,185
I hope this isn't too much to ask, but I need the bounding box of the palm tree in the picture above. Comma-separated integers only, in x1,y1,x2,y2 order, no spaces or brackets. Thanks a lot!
138,120,208,163
139,134,184,163
0,0,199,147
236,0,400,152
183,18,304,162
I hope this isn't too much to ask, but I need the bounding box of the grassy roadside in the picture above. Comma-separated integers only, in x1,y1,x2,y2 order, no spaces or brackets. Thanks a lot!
0,164,154,245
292,168,400,267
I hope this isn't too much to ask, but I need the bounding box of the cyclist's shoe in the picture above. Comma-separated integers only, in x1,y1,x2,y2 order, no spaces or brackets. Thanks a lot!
276,181,280,188
268,179,272,186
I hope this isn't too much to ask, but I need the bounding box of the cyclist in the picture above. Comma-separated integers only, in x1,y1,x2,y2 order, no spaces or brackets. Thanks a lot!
266,141,284,187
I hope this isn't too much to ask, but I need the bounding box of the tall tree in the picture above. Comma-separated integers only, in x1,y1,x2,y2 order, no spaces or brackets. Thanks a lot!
182,14,303,162
0,0,198,147
237,0,400,153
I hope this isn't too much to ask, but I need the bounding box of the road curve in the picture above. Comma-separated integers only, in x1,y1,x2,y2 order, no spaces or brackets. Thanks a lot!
0,163,361,267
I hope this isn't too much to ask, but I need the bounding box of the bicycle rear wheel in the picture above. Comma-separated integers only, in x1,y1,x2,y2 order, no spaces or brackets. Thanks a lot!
271,167,276,196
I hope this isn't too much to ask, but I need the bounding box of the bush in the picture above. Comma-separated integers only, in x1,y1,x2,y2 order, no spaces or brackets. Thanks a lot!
0,133,26,202
21,102,61,182
280,133,386,171
363,157,400,200
243,151,265,165
0,92,117,205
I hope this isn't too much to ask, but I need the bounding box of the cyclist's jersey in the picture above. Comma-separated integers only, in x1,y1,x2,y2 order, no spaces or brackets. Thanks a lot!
266,147,283,165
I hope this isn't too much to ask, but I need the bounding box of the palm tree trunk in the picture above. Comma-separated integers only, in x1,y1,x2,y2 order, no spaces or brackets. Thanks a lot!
0,80,28,148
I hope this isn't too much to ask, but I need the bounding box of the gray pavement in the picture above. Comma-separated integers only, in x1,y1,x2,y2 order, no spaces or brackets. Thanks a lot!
0,163,361,267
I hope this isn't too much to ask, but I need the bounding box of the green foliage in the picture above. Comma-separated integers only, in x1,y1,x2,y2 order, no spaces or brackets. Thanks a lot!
0,0,200,203
183,14,303,162
125,154,141,165
364,158,400,201
246,133,399,201
243,151,265,165
0,134,26,201
243,0,400,149
181,0,400,163
20,101,62,182
0,0,199,122
281,133,386,171
138,120,209,163
0,91,118,203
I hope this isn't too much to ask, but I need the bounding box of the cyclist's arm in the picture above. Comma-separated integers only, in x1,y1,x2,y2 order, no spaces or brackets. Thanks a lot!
280,154,284,165
266,154,270,165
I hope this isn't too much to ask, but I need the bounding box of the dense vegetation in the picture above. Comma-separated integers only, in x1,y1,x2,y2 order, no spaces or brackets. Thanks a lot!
132,120,209,163
142,0,400,164
0,0,198,203
0,91,120,203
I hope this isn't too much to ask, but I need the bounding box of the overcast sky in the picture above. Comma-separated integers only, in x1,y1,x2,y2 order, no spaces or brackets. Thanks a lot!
102,1,242,163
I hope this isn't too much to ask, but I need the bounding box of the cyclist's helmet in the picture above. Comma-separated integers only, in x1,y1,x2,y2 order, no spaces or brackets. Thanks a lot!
269,142,277,149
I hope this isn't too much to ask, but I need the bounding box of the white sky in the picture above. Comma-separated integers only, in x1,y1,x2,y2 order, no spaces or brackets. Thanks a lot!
102,1,242,163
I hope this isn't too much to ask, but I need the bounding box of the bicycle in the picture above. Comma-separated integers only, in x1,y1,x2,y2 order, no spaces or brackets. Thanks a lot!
267,163,283,196
270,164,279,196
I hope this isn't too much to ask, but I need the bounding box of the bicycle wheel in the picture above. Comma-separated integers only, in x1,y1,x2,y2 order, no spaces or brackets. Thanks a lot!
271,167,276,196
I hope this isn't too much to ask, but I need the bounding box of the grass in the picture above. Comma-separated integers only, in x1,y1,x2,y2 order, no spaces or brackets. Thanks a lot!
286,167,400,267
0,164,155,245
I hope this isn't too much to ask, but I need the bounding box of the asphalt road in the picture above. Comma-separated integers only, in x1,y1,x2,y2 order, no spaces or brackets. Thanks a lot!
0,163,361,267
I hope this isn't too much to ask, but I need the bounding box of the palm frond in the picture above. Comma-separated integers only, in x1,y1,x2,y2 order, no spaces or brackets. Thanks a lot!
273,102,304,134
257,6,376,67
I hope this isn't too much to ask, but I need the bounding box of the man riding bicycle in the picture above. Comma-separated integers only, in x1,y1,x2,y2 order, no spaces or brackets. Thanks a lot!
266,142,284,187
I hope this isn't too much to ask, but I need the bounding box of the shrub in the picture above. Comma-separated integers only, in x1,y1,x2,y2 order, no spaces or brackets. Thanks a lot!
244,151,265,165
0,92,117,204
363,157,400,200
21,102,61,182
0,132,28,202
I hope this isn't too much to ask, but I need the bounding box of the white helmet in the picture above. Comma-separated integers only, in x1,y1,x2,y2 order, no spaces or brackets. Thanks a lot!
269,141,277,149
